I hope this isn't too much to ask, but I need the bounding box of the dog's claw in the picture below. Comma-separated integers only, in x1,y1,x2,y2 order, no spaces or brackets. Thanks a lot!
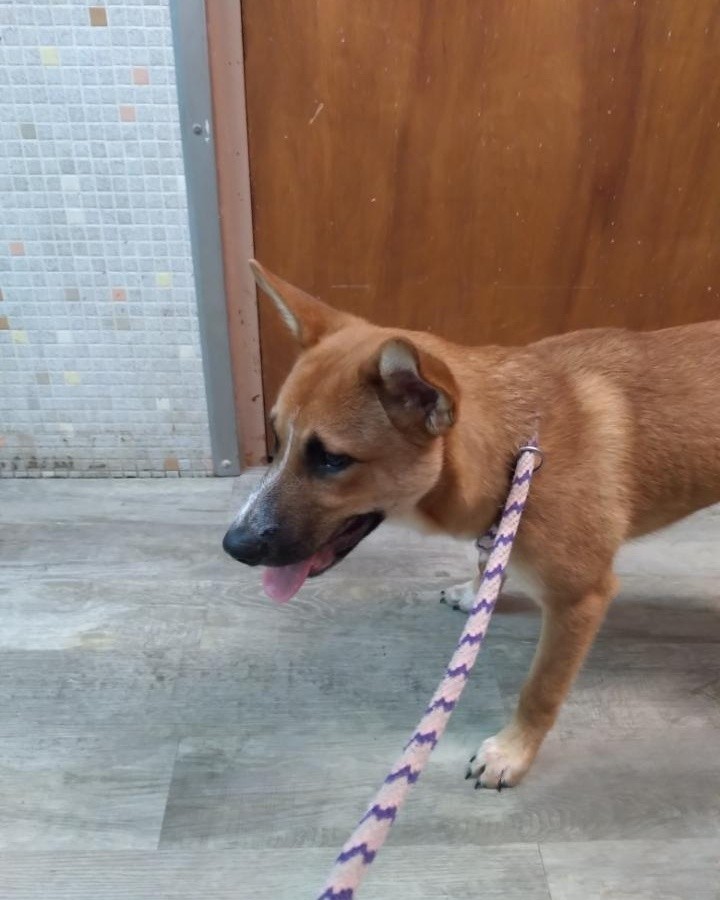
465,755,477,780
468,759,486,787
496,768,508,792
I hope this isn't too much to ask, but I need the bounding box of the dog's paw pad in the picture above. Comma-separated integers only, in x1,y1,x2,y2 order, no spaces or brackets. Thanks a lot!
466,729,537,790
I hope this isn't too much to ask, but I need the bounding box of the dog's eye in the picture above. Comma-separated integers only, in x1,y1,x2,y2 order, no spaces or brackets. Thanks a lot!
306,437,354,475
323,451,352,470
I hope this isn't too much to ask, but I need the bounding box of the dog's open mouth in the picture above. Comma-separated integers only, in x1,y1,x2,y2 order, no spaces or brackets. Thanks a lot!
262,512,384,603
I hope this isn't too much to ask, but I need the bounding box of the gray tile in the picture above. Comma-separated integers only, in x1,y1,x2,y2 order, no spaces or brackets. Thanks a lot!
0,648,182,729
171,579,506,731
0,477,234,527
158,713,514,851
1,476,719,899
466,727,720,844
0,579,206,651
0,845,551,899
0,729,177,850
491,631,720,734
541,838,720,900
0,521,233,583
616,507,720,582
162,565,509,851
19,123,37,140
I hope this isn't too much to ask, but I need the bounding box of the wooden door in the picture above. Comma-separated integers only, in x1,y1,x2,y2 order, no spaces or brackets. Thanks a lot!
237,0,720,425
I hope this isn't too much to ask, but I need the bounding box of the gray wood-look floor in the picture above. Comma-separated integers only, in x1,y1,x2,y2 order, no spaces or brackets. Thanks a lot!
1,475,718,899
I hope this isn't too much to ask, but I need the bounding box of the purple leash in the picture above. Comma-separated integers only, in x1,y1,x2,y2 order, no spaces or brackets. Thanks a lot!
317,440,542,899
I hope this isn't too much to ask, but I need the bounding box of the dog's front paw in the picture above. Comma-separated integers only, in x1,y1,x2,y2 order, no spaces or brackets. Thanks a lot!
465,725,540,790
440,579,477,613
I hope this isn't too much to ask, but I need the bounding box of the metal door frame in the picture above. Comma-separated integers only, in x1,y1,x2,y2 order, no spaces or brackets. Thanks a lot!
170,0,264,474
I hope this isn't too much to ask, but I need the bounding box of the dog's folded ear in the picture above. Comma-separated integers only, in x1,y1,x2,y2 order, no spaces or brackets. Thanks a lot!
249,260,355,348
368,338,457,437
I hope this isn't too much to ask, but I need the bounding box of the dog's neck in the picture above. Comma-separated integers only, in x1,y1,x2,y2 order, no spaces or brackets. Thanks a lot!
416,347,541,537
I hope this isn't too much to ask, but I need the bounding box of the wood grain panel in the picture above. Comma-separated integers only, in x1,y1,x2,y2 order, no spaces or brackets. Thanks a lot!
240,0,720,414
206,0,266,465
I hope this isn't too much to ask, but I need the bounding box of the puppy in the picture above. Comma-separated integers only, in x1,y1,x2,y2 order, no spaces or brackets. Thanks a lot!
223,261,720,788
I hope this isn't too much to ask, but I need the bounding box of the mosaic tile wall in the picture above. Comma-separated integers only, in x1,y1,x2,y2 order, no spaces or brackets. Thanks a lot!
0,0,213,477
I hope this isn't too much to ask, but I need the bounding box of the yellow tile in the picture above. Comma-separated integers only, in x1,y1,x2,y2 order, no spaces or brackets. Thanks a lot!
63,371,81,386
155,272,172,288
0,316,8,330
39,46,60,66
11,330,28,344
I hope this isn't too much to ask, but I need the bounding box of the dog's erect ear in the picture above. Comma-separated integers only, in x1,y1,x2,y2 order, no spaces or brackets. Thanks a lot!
249,260,353,348
369,338,457,437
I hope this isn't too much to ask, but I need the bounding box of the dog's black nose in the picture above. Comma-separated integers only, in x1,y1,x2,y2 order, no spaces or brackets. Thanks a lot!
222,525,269,565
223,525,280,566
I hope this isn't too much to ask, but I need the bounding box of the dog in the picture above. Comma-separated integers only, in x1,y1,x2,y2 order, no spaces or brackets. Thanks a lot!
223,260,720,788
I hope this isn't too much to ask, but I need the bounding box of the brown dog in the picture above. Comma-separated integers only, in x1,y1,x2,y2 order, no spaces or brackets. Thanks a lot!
223,261,720,788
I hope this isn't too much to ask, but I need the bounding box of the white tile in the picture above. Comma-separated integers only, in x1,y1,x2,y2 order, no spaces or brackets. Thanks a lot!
1,1,210,478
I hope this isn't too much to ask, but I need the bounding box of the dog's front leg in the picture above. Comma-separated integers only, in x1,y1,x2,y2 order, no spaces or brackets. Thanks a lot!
468,576,617,788
440,540,495,611
440,571,481,611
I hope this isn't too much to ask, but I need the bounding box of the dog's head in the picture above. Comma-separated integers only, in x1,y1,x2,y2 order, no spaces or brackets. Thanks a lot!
222,262,458,601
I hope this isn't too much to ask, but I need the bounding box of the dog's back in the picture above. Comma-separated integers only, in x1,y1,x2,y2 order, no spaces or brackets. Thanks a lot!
531,320,720,536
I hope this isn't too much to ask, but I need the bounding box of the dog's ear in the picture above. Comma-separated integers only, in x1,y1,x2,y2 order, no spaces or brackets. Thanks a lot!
249,260,354,348
369,338,457,437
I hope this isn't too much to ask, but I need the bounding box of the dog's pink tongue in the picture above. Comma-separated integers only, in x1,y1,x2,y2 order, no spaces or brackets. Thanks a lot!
262,546,336,603
262,558,315,603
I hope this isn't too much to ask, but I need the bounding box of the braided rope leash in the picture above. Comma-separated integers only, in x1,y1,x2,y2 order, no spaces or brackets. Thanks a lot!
317,441,542,900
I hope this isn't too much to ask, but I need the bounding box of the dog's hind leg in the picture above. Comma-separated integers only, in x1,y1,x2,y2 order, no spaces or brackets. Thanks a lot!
467,571,618,788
